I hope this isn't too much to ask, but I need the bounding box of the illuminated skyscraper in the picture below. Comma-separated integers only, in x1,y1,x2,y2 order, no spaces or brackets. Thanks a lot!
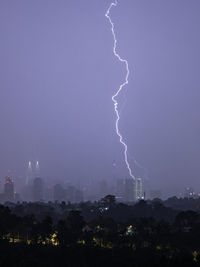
124,178,143,202
35,161,40,177
135,178,143,200
4,176,14,202
26,161,33,186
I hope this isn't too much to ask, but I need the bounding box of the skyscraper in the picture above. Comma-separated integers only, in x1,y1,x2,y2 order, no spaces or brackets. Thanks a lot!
4,176,14,202
116,179,125,198
26,161,33,186
135,178,143,200
124,178,143,202
32,177,44,201
35,161,40,177
124,179,136,202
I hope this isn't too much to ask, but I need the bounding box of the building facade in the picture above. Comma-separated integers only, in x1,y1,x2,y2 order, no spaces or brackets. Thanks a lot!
4,177,14,202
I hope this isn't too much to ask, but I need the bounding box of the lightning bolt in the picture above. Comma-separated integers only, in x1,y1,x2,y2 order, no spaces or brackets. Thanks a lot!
105,0,135,179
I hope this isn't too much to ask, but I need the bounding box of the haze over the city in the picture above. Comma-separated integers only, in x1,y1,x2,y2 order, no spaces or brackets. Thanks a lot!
0,0,200,198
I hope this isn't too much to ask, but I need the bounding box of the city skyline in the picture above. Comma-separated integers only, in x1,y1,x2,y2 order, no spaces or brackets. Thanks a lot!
0,159,199,202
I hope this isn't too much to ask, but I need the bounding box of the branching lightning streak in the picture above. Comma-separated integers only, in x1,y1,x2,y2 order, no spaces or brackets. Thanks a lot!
105,0,135,179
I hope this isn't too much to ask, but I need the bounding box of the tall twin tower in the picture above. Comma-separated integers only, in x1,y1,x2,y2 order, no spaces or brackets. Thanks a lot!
26,161,40,186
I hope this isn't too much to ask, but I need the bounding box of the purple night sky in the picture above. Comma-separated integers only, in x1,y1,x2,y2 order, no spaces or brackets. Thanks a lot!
0,0,200,197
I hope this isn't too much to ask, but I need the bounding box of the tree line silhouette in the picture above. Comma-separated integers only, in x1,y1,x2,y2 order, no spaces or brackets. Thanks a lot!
1,195,200,266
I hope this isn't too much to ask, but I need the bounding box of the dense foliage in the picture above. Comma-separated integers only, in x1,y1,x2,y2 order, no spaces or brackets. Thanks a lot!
1,196,200,266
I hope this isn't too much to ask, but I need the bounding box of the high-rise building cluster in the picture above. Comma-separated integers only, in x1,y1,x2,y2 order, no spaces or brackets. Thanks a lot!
0,161,146,204
0,161,84,203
